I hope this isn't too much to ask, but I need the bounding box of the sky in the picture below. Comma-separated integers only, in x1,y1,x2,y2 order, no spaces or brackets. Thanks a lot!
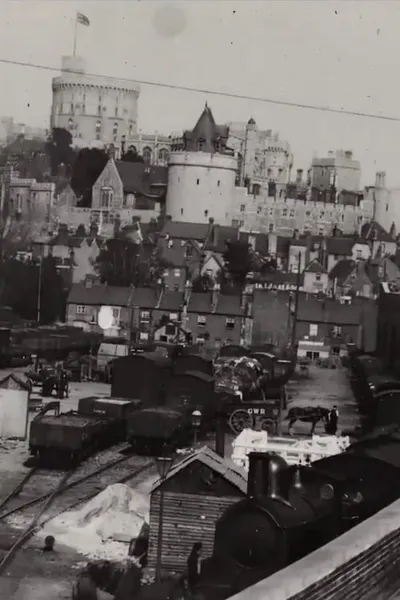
1,0,400,187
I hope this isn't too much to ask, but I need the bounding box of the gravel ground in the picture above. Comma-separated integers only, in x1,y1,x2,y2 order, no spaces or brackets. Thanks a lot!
0,362,358,598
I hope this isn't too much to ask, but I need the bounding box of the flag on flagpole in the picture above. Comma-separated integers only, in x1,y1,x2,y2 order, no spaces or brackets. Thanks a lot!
77,12,90,27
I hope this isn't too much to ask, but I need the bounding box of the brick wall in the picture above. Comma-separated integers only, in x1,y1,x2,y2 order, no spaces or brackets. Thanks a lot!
230,498,400,600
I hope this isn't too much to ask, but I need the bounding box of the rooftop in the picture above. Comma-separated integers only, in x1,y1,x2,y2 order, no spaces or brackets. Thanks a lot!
114,160,168,198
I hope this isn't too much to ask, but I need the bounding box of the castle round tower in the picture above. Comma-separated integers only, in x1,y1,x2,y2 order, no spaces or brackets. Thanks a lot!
166,151,238,225
50,56,140,147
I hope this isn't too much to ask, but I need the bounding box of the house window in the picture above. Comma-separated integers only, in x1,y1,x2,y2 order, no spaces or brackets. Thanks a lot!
225,317,235,330
309,324,318,336
197,179,200,185
174,268,181,277
197,315,207,327
76,305,86,315
169,313,178,322
139,332,149,341
316,274,321,281
165,324,176,336
185,245,193,258
282,208,288,217
333,326,342,336
196,336,206,345
140,311,150,323
100,188,113,208
240,204,245,212
167,239,174,248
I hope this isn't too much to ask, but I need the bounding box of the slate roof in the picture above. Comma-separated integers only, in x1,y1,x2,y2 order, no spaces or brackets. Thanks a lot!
187,292,242,316
131,287,158,308
160,221,210,241
205,225,239,253
361,221,394,243
329,259,356,282
257,271,301,286
325,237,355,256
305,259,327,274
158,291,184,311
297,294,364,325
151,445,247,494
114,161,168,198
67,283,132,307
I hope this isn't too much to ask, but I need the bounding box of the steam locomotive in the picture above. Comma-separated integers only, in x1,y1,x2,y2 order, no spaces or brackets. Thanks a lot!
197,427,400,599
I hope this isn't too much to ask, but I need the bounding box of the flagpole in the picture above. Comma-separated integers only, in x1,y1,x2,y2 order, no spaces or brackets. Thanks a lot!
73,16,78,57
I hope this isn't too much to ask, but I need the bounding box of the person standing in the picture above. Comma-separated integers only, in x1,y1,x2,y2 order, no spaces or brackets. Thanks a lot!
187,542,202,593
328,405,339,435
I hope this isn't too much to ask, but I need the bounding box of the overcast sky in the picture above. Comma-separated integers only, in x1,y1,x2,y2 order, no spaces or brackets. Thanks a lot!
1,0,400,187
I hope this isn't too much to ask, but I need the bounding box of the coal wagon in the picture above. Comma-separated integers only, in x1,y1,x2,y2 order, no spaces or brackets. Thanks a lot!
29,396,140,464
126,370,218,453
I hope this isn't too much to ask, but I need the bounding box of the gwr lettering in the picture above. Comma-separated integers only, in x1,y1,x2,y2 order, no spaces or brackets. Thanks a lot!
247,408,266,415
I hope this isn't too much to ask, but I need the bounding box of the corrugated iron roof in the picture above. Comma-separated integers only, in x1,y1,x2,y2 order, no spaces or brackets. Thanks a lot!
151,446,247,494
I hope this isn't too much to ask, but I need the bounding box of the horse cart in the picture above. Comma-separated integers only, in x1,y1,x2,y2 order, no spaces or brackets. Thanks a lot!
25,363,70,400
214,355,285,435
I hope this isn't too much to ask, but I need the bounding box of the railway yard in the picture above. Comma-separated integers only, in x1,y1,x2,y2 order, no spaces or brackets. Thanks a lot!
0,363,359,599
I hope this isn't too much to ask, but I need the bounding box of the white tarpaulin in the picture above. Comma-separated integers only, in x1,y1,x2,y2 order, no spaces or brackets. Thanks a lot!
0,389,29,440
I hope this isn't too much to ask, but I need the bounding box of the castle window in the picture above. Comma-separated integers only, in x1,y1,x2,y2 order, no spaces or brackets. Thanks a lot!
143,147,152,165
197,179,200,185
269,223,274,232
129,124,133,136
100,187,113,209
68,118,74,131
290,209,295,217
158,148,169,164
204,210,208,217
70,103,74,114
115,107,118,117
197,139,205,151
98,105,101,116
240,205,245,212
181,208,183,216
113,122,118,134
282,208,288,217
217,180,220,187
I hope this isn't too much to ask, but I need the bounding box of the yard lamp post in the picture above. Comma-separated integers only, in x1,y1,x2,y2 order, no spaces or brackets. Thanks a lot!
191,409,202,448
155,452,174,583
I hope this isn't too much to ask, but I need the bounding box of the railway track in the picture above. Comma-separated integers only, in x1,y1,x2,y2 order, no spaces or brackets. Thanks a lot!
0,446,155,574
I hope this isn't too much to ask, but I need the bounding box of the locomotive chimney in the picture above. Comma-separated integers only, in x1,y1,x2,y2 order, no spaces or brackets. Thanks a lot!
292,466,305,494
247,452,266,498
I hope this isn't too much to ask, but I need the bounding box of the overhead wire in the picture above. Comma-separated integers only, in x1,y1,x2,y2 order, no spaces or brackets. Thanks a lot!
0,57,398,123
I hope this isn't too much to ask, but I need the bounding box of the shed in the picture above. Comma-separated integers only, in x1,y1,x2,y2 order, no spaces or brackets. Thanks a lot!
0,374,31,392
0,374,30,440
147,446,247,574
111,352,172,405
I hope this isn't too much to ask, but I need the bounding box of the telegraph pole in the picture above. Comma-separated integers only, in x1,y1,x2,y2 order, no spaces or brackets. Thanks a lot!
290,252,302,348
37,257,43,324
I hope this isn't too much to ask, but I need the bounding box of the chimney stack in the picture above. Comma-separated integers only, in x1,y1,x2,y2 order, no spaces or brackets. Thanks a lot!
296,169,303,184
211,282,220,312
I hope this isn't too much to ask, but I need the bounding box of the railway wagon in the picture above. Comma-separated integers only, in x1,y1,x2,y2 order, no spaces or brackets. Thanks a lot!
126,370,218,453
29,396,139,463
197,427,400,599
349,354,384,412
363,374,400,431
111,352,172,405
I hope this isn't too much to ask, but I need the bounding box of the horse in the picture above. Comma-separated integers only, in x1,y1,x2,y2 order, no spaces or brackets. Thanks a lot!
286,406,330,436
